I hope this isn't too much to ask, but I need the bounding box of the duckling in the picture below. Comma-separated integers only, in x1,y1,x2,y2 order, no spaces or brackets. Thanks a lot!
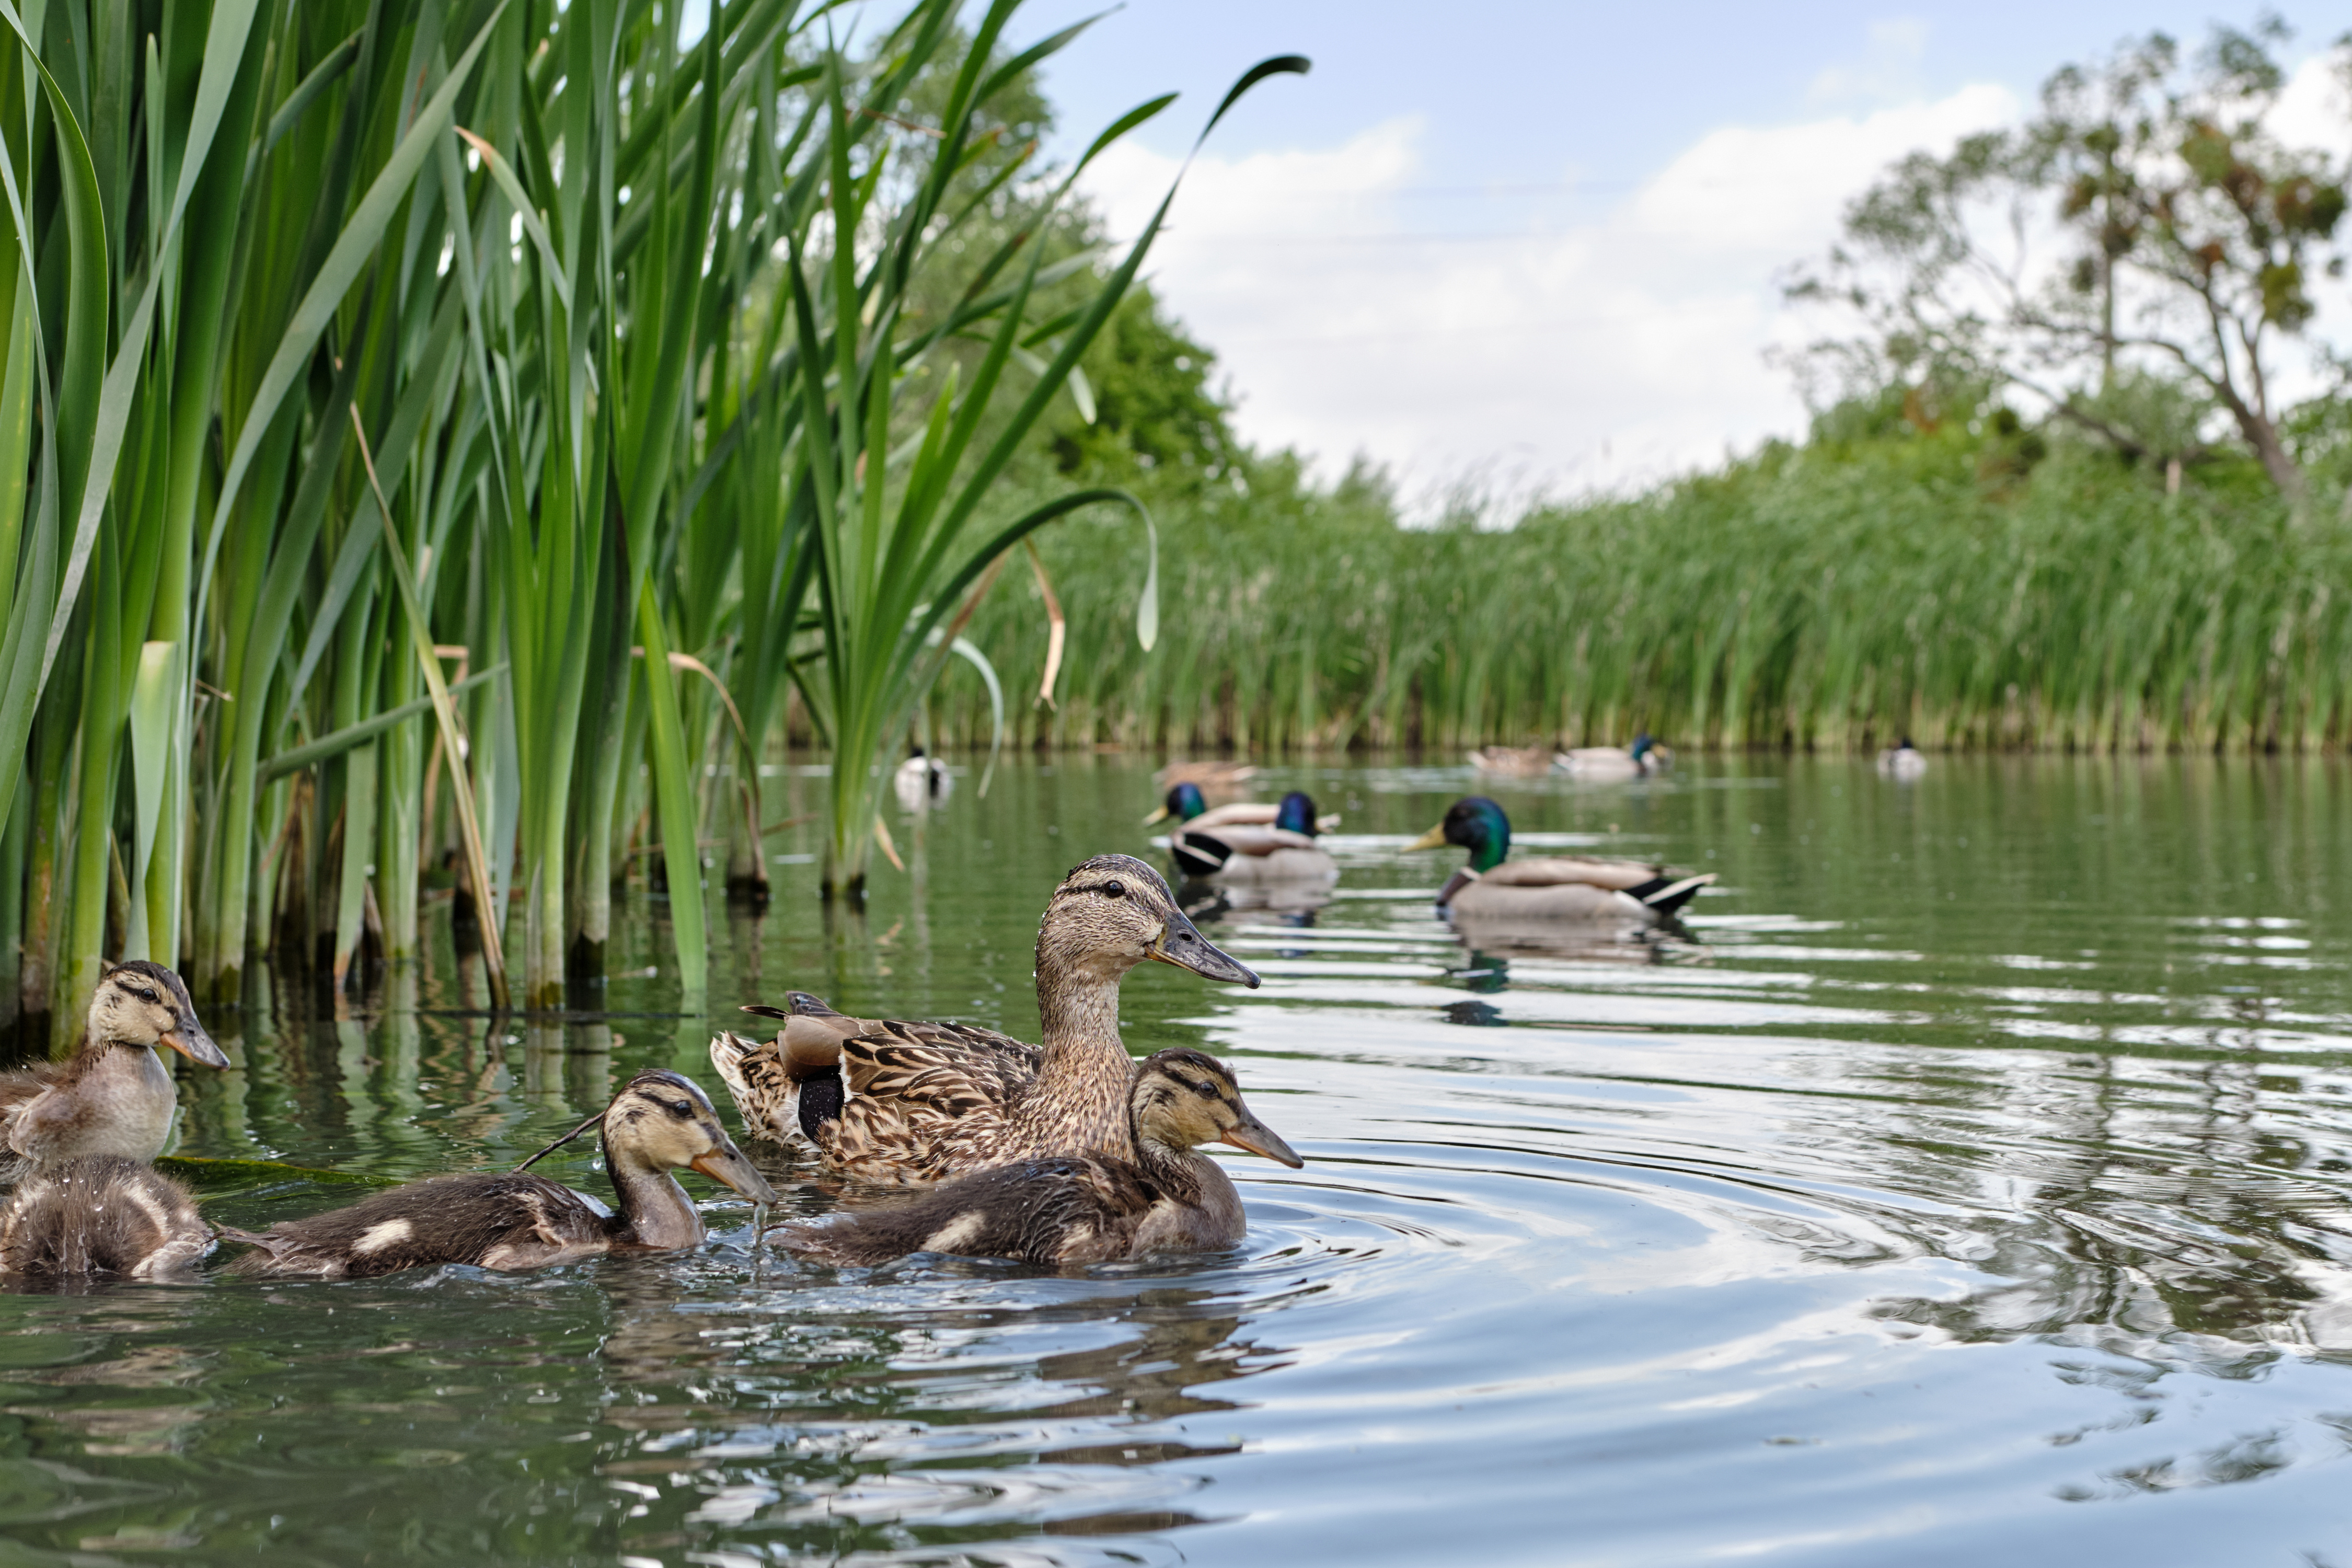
1170,791,1340,886
0,1156,211,1280
1466,744,1557,777
894,746,953,809
1408,795,1713,923
221,1069,775,1278
774,1048,1301,1266
1154,759,1257,799
0,961,228,1175
710,855,1260,1185
1877,737,1927,779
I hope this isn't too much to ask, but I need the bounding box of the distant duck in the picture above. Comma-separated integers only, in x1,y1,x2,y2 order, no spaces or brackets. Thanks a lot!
0,1156,211,1280
1168,790,1339,886
894,747,952,809
771,1047,1301,1266
1558,733,1664,780
1154,759,1257,799
710,856,1259,1185
1877,738,1927,779
1408,796,1712,923
222,1069,775,1278
0,962,228,1174
1466,744,1557,777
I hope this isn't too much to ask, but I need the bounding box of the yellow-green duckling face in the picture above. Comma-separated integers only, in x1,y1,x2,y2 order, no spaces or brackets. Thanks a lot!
1134,1048,1302,1167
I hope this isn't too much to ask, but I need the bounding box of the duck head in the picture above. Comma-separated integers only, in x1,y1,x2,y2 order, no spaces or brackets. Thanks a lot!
1629,732,1654,763
91,961,227,1068
601,1068,777,1203
1273,791,1319,836
1406,795,1511,874
1038,854,1259,988
1144,781,1208,825
1134,1048,1302,1167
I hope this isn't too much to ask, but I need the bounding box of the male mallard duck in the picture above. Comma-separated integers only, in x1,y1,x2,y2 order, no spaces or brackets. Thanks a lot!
222,1069,774,1278
773,1047,1301,1266
0,961,227,1174
894,746,952,809
1558,733,1663,779
1167,790,1339,886
0,1156,210,1280
1154,759,1257,798
709,855,1260,1185
1408,796,1713,922
1877,737,1927,779
1466,744,1557,777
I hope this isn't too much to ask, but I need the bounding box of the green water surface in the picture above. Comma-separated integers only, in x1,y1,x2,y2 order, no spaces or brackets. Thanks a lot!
3,755,2351,1566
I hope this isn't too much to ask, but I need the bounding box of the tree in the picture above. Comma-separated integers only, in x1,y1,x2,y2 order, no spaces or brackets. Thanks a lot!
1786,22,2349,504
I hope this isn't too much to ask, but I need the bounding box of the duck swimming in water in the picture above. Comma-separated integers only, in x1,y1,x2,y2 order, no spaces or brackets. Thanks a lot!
710,855,1260,1185
0,1156,210,1281
1162,789,1339,886
772,1048,1301,1266
1558,733,1664,780
1408,796,1712,923
1877,737,1927,779
222,1070,774,1278
0,962,227,1176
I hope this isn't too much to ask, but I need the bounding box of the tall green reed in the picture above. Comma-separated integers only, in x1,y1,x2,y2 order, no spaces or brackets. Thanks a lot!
932,440,2352,758
0,0,1300,1048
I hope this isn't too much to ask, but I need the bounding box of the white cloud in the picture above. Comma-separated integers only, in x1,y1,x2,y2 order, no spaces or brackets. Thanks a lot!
1080,85,2023,508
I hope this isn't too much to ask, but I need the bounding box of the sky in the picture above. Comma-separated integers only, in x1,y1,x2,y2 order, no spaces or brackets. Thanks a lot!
984,2,2352,508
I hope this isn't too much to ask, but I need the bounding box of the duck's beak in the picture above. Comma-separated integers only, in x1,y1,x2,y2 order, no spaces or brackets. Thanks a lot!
691,1139,779,1204
1149,906,1259,988
1219,1106,1304,1168
160,1019,230,1069
1405,823,1449,851
1143,804,1173,825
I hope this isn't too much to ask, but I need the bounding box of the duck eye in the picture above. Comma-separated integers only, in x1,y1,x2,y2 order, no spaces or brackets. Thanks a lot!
1102,880,1125,899
667,1100,693,1117
1191,1079,1219,1099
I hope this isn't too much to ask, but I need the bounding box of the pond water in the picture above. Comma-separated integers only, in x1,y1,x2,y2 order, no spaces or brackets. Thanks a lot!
5,755,2352,1565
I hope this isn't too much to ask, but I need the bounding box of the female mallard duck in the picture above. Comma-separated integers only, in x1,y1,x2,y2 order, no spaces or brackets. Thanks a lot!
223,1070,775,1278
1466,744,1557,777
1877,737,1927,779
0,1156,210,1280
1558,733,1663,780
773,1048,1301,1266
709,855,1260,1185
1154,759,1257,798
1166,790,1339,886
1408,796,1713,922
0,961,227,1174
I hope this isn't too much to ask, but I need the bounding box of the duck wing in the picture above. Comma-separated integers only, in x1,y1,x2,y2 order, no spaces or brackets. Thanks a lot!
775,1154,1154,1265
1484,855,1664,891
1196,824,1317,858
224,1173,612,1278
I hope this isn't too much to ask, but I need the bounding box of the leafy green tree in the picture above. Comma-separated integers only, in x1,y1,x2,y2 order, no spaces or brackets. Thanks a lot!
1787,22,2349,503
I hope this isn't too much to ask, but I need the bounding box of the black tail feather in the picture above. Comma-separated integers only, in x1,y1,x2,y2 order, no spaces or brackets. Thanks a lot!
1626,872,1715,916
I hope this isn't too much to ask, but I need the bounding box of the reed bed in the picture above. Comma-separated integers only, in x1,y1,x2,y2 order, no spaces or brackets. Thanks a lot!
936,436,2352,757
0,0,1300,1050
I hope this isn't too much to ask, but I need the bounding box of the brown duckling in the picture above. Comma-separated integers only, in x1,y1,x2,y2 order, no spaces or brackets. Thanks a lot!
775,1048,1301,1266
0,1156,211,1280
711,855,1259,1186
223,1070,776,1278
0,961,228,1174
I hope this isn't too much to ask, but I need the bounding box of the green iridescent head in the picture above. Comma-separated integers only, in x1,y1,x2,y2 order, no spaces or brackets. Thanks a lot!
1274,791,1318,836
1407,795,1511,872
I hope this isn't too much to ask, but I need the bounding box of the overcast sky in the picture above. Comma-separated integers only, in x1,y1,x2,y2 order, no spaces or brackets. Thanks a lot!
988,2,2352,508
